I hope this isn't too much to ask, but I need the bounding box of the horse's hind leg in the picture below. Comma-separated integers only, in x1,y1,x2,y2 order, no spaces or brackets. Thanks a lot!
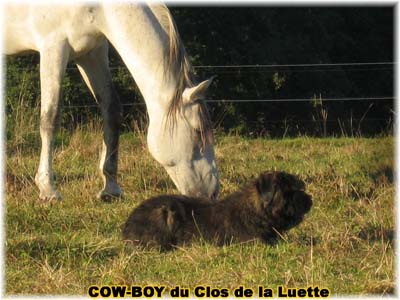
76,43,122,201
35,42,70,201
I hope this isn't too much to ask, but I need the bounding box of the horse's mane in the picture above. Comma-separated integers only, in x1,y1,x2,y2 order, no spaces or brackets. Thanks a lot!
149,4,213,146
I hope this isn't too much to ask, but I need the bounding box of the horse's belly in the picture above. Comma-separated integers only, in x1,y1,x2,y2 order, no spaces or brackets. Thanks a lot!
4,5,38,54
4,35,36,55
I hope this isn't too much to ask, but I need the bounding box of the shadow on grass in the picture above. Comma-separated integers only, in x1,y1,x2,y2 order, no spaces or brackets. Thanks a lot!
369,165,394,185
358,225,394,244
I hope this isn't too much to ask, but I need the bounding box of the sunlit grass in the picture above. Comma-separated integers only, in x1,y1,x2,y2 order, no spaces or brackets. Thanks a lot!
5,124,394,296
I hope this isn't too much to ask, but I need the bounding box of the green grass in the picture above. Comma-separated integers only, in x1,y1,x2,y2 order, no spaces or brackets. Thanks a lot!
6,126,394,296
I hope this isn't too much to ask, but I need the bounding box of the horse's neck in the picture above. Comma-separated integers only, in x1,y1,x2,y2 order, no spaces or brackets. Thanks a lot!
100,4,177,119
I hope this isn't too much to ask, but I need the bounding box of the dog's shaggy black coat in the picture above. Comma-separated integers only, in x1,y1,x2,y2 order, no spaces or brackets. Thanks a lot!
123,171,312,251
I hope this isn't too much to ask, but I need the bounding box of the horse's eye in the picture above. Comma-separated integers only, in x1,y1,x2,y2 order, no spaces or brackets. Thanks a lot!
165,160,177,167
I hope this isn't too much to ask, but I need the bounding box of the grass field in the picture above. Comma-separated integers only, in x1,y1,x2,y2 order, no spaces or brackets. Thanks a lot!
5,125,394,296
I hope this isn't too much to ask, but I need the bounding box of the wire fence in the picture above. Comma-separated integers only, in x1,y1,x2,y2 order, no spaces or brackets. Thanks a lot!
58,62,395,106
61,97,394,109
6,61,394,136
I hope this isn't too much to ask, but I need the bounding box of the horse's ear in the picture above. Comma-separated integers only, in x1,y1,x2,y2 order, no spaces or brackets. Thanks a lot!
183,76,215,103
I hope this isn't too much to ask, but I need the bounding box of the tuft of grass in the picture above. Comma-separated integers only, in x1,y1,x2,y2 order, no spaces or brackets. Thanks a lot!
5,126,394,296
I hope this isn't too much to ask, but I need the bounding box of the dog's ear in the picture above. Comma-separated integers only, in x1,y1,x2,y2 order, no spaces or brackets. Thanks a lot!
255,172,276,204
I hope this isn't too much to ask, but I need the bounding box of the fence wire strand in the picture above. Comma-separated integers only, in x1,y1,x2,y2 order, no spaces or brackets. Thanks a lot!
61,96,394,109
11,61,395,71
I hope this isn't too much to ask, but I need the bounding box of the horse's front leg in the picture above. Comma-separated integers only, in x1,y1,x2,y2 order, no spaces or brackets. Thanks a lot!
76,43,122,201
35,42,70,201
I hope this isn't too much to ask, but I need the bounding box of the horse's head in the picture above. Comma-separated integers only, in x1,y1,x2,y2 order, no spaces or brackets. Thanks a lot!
147,78,219,199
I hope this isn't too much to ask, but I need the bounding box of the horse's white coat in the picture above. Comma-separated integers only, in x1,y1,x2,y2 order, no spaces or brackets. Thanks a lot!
4,3,219,200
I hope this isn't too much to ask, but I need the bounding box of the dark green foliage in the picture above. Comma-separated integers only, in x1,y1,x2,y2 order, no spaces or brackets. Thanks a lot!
171,6,393,136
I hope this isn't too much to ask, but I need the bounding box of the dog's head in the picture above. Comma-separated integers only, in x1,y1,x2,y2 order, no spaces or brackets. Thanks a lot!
255,171,312,231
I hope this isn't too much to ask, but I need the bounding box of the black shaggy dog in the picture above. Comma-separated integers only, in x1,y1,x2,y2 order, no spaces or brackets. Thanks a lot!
123,171,312,251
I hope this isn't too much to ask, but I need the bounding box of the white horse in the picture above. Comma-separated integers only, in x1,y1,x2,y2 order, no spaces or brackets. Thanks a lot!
4,3,220,201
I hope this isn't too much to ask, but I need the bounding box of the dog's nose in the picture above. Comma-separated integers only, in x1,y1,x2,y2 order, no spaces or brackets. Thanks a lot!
305,195,313,212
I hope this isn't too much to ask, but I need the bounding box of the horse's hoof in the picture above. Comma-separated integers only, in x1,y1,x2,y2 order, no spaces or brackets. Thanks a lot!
38,190,62,203
97,190,123,202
